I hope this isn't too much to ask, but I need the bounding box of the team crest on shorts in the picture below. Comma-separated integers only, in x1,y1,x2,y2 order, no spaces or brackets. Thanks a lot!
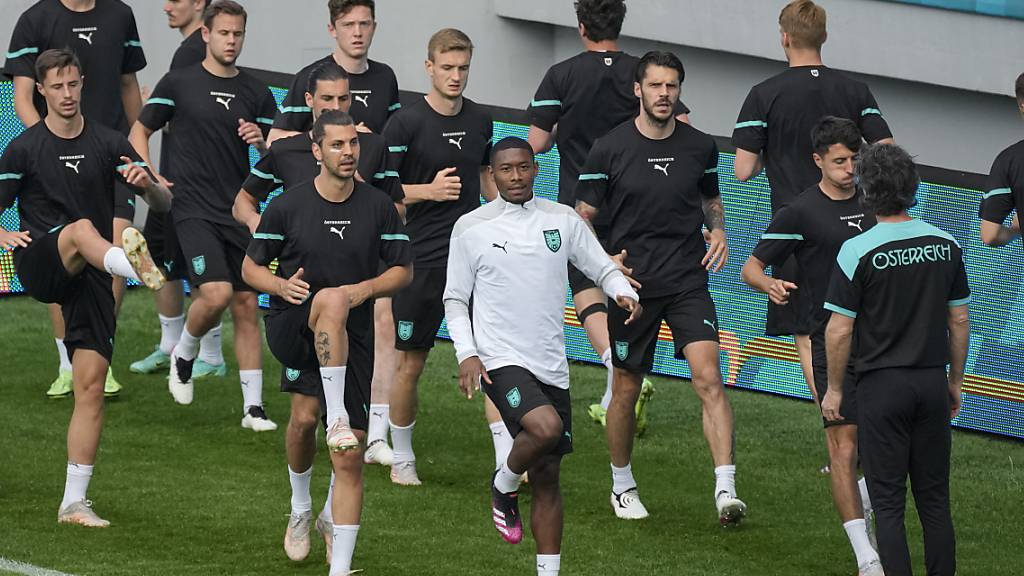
506,387,522,408
192,255,206,276
543,229,561,253
615,341,629,361
286,368,300,382
398,321,414,341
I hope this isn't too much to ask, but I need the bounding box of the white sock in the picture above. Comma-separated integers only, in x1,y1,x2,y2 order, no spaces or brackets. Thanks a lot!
55,338,71,372
320,366,349,424
288,465,313,515
611,463,637,494
714,465,737,499
537,554,561,576
859,476,873,512
102,247,139,281
239,369,263,410
600,348,614,410
494,460,522,494
844,518,880,567
198,323,224,365
158,314,184,355
489,420,514,471
330,524,359,576
367,404,390,444
321,471,335,523
390,420,415,464
60,462,93,510
176,326,200,361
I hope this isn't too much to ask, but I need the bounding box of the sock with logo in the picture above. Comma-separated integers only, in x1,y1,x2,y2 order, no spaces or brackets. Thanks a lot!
55,338,71,372
198,323,224,365
329,524,359,576
844,518,881,567
367,404,390,445
537,554,561,576
600,348,614,410
494,460,523,495
176,326,200,361
489,420,514,471
102,247,140,281
320,366,349,424
390,420,415,464
158,314,185,356
60,462,93,510
714,465,737,500
239,369,263,411
611,463,637,495
288,465,313,515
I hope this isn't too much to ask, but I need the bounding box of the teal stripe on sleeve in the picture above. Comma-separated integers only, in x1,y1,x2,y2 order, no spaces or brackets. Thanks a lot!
761,233,804,241
381,234,410,241
530,99,562,107
704,167,718,174
253,233,285,240
388,145,408,153
250,168,282,184
861,108,882,117
255,117,274,125
948,297,971,307
383,170,400,178
388,103,402,112
578,173,608,181
983,187,1011,200
146,98,175,107
116,161,148,170
124,40,142,48
824,302,857,318
6,47,38,59
735,120,767,129
372,172,386,180
0,173,24,181
279,106,311,114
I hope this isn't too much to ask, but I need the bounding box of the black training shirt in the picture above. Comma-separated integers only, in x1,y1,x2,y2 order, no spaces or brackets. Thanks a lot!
247,180,412,314
753,185,877,333
733,66,892,212
529,50,689,207
273,56,400,135
825,220,970,373
242,130,401,204
4,0,146,133
576,119,719,299
159,28,206,181
979,139,1024,229
0,120,150,242
384,97,492,267
139,64,277,225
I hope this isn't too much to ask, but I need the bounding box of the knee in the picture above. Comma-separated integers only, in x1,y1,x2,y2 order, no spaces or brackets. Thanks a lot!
198,284,233,310
691,367,724,398
532,413,563,450
612,370,641,401
314,288,351,325
289,405,321,434
397,353,426,380
331,447,365,474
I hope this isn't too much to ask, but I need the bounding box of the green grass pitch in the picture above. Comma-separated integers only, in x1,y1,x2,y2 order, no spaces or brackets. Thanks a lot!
1,290,1022,575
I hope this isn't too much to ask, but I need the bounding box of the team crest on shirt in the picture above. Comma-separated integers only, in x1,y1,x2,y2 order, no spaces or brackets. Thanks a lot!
286,368,300,382
192,255,206,276
604,57,613,66
543,229,561,253
506,387,522,409
398,321,414,341
615,341,629,361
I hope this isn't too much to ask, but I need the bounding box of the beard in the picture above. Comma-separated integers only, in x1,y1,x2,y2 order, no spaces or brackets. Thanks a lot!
641,98,673,127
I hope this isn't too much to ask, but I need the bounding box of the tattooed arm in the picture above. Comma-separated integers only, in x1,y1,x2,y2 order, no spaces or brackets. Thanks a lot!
701,196,728,272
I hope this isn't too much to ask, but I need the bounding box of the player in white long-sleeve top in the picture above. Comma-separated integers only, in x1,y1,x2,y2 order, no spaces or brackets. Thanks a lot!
444,137,640,576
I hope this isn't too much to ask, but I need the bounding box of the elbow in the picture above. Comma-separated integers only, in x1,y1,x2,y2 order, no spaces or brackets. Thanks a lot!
398,264,414,290
734,166,753,182
740,260,757,288
231,193,246,226
948,309,970,332
979,226,1000,247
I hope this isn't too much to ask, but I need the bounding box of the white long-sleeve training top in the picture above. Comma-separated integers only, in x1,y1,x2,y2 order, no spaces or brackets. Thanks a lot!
443,195,638,389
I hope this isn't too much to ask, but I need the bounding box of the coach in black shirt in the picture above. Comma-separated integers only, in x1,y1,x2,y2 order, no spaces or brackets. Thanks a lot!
979,73,1024,249
823,144,969,576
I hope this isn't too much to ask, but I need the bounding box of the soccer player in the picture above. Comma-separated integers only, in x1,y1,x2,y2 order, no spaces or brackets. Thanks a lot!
384,28,496,486
130,0,227,379
823,143,969,576
233,60,403,562
0,48,171,526
445,137,640,576
732,0,893,408
741,117,881,575
527,0,689,431
269,0,399,142
129,0,279,430
576,51,746,524
979,73,1024,249
5,0,148,398
242,109,413,576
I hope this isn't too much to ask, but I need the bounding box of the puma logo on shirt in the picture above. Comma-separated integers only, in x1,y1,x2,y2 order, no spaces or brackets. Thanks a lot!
73,27,97,45
78,32,94,45
211,91,236,110
442,131,467,150
353,93,370,108
64,161,81,174
848,220,863,232
492,241,508,254
648,157,675,177
60,155,85,174
329,226,346,239
654,163,670,176
448,137,463,150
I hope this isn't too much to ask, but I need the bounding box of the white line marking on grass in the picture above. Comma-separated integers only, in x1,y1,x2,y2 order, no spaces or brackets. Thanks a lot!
0,558,76,576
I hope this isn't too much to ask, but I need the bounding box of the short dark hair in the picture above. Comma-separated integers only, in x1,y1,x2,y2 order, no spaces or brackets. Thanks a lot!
306,61,349,96
490,137,534,164
635,51,685,85
34,48,81,82
312,109,355,144
1016,72,1024,106
856,144,919,217
575,0,627,42
203,0,246,30
811,116,862,157
329,0,375,23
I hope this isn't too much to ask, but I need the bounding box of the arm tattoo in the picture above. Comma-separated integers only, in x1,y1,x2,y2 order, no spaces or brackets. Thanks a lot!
315,331,331,365
702,196,725,232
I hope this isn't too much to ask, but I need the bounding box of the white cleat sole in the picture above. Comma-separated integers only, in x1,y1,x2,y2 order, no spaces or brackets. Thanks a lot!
122,227,165,291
